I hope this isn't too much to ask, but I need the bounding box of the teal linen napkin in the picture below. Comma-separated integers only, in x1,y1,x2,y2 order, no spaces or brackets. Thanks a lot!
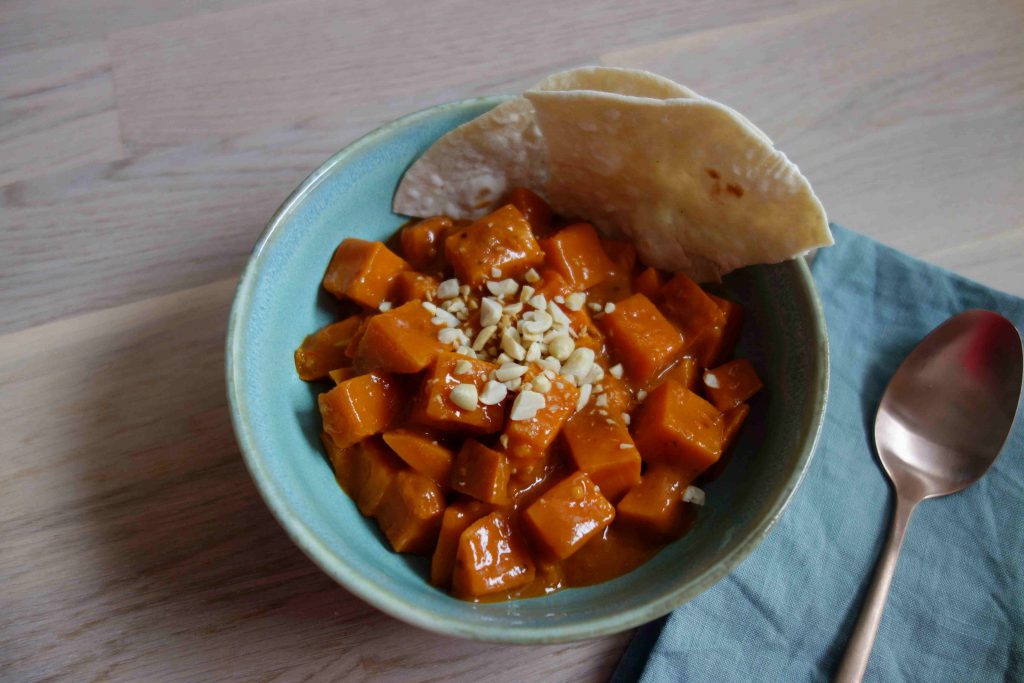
614,225,1024,682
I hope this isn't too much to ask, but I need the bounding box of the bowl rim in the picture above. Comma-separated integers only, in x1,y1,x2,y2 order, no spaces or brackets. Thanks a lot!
225,96,831,644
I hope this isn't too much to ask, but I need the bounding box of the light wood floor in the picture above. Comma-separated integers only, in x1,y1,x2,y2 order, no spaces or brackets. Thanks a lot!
2,1,1021,680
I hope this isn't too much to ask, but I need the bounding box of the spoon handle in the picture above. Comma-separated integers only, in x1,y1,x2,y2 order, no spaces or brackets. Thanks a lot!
834,494,918,683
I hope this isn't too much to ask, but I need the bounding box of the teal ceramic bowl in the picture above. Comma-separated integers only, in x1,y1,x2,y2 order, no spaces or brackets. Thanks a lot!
226,96,829,644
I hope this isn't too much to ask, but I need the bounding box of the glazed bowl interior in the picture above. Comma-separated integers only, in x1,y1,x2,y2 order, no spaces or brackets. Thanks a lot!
226,96,829,644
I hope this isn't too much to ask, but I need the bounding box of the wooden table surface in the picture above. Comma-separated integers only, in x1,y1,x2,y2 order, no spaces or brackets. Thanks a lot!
2,1,1022,680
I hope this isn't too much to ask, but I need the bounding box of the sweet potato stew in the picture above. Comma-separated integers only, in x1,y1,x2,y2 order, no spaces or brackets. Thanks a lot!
294,189,762,601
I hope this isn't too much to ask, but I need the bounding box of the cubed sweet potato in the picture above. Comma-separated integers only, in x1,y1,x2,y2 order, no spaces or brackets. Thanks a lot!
586,239,635,303
722,402,750,452
532,268,574,300
598,293,684,386
632,379,725,480
507,187,554,235
430,499,491,588
704,358,763,411
318,371,402,448
662,356,699,391
542,223,616,290
444,205,544,286
708,295,744,366
392,271,439,304
506,453,554,499
563,411,640,501
700,402,752,482
685,294,745,368
331,368,360,385
451,439,511,504
533,272,603,344
560,525,656,587
633,267,663,301
597,371,633,415
567,307,604,351
381,428,453,487
523,472,615,560
354,301,445,373
411,353,504,433
502,369,579,460
452,513,535,599
375,470,446,554
294,316,363,381
320,432,359,493
328,367,357,385
616,465,693,540
659,273,726,357
350,438,404,516
323,238,409,308
400,216,453,272
344,316,372,360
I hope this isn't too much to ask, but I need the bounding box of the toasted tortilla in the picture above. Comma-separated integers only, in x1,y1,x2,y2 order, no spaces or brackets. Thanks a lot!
392,97,546,220
393,67,831,281
525,89,830,279
393,67,695,220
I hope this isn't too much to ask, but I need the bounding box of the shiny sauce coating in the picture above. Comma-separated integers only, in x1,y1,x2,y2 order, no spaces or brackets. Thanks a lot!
297,188,761,601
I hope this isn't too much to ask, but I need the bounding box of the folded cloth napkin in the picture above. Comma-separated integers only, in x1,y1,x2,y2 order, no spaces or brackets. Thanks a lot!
613,225,1024,683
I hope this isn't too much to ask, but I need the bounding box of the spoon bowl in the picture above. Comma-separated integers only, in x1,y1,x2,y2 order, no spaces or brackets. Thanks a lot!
875,310,1023,500
836,309,1023,683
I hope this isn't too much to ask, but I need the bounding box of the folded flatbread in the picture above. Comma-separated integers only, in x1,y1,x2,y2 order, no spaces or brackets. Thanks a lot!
394,67,831,281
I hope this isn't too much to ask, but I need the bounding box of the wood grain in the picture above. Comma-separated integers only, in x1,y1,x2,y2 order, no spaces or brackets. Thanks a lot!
0,41,124,186
1,0,1022,679
0,279,630,682
108,0,814,149
0,0,264,57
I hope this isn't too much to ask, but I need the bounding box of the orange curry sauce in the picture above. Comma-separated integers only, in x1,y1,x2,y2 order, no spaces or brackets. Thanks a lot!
295,188,763,601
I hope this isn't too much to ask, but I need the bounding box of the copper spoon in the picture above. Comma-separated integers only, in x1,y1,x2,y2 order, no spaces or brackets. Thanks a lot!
835,310,1022,683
